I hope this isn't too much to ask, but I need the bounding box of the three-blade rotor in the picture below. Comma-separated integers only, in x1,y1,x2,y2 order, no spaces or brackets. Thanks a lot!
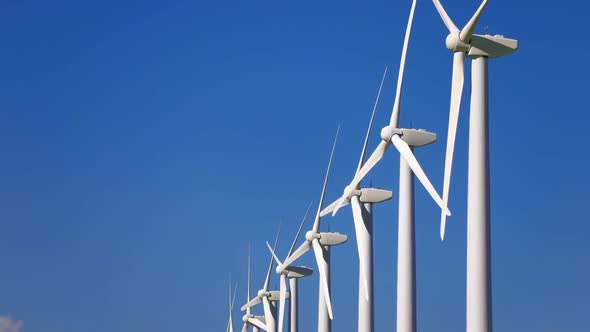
432,0,488,240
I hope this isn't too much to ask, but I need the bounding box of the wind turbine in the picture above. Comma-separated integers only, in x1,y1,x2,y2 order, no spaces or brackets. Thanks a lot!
320,67,393,332
325,1,450,332
241,231,286,332
431,1,517,331
241,247,269,332
266,203,314,332
227,280,238,332
280,126,347,332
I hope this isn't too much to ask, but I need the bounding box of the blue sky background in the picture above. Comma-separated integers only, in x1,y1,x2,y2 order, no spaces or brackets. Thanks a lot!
0,0,588,331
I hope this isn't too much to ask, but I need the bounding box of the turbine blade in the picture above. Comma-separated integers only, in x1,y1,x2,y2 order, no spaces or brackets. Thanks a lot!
390,0,417,127
246,244,252,314
241,297,261,311
228,279,232,313
459,0,488,42
282,241,311,269
312,125,340,233
432,0,459,33
440,51,465,240
320,195,349,217
358,66,388,171
231,282,238,310
262,297,275,332
287,202,313,258
278,274,287,332
330,194,349,217
241,322,248,332
351,197,369,301
264,223,282,291
266,241,283,267
312,239,333,320
391,134,451,216
248,317,268,331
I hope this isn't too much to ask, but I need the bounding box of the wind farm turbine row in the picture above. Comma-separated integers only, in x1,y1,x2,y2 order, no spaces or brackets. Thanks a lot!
225,0,517,331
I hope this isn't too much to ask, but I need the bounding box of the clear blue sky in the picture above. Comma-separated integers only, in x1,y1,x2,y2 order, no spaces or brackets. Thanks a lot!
0,0,588,331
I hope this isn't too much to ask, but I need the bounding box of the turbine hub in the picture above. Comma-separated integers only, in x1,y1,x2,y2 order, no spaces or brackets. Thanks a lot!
242,314,250,322
305,230,317,242
380,125,401,142
257,289,267,297
445,32,470,53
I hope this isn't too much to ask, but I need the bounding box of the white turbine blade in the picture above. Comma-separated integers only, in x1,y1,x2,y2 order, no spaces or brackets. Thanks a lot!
330,194,349,217
278,274,287,332
440,51,465,240
248,317,268,331
228,279,232,313
391,135,451,216
241,322,248,332
266,241,283,267
262,297,275,332
312,239,333,320
358,66,388,172
282,241,311,268
231,282,238,310
320,195,349,217
228,280,236,332
287,202,313,258
241,297,261,311
246,245,252,315
432,0,459,33
264,224,282,291
350,197,369,301
312,125,340,233
459,0,488,42
389,0,417,127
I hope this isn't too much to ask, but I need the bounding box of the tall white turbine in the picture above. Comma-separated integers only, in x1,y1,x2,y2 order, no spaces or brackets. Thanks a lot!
320,67,393,332
266,203,315,332
241,230,287,332
327,1,450,332
431,1,517,331
281,127,347,332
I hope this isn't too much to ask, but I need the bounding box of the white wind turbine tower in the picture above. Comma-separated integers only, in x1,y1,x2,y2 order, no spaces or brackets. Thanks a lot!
320,67,393,332
241,232,286,332
327,1,450,332
227,281,238,332
266,203,314,332
431,1,517,331
280,127,347,332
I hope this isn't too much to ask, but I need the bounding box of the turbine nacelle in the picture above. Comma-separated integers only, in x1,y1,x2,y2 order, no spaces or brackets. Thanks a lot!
318,232,348,246
284,265,313,279
268,290,288,301
445,32,518,58
381,126,437,148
